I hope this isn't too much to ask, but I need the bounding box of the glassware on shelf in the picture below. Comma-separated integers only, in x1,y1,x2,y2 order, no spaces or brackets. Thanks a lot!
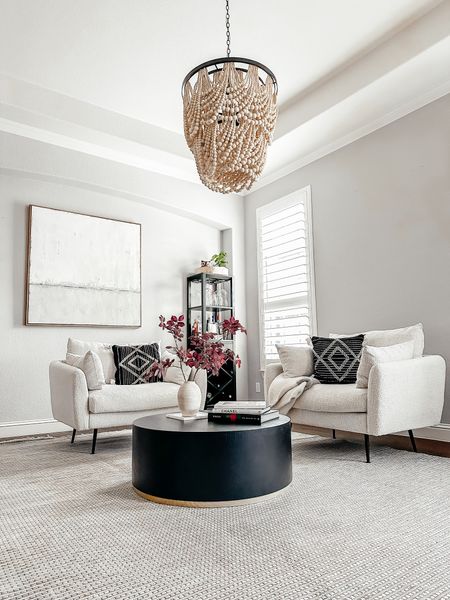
209,321,218,334
190,280,202,307
217,287,226,306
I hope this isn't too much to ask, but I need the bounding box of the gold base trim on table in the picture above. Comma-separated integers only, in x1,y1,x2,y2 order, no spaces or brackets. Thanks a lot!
133,485,289,508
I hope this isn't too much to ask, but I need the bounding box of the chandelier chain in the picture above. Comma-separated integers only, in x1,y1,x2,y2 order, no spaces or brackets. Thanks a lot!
225,0,231,57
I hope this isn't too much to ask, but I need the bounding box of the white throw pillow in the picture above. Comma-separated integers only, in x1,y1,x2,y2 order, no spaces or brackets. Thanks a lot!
161,350,191,385
330,323,424,358
67,338,116,383
66,351,105,390
276,344,314,378
356,340,415,389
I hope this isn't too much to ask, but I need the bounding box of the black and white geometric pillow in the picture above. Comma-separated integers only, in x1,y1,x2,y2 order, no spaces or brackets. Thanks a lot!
310,335,364,384
112,343,160,385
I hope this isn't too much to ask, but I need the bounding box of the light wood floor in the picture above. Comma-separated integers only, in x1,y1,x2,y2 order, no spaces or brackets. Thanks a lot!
292,424,450,458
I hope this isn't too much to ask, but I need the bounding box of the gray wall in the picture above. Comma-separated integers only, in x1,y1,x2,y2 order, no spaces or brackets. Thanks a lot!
245,95,450,422
0,175,220,426
0,129,249,437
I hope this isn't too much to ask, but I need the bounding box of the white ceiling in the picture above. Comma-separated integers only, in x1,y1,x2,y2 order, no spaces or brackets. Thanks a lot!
0,0,448,193
0,0,443,133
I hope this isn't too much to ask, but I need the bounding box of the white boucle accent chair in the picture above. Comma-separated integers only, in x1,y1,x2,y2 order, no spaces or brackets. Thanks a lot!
265,352,446,463
49,360,207,454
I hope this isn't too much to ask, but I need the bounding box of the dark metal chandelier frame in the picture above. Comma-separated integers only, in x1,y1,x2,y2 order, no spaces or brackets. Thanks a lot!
181,0,278,96
182,57,278,96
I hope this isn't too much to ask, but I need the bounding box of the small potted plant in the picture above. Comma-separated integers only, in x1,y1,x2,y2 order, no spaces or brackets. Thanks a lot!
210,251,228,275
145,314,246,416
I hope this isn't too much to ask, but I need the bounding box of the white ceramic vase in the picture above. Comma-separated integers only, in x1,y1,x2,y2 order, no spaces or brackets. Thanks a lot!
177,381,202,417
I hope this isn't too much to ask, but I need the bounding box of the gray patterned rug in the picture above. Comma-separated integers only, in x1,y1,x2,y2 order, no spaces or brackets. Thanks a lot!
1,431,449,600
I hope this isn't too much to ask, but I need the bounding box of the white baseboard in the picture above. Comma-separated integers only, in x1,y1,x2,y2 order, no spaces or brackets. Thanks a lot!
0,418,449,442
0,418,71,439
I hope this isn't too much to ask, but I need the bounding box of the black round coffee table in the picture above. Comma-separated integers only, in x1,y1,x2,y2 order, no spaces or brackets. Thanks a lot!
132,414,292,507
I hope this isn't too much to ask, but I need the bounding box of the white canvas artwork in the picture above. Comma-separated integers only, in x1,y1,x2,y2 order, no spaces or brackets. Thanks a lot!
26,206,141,327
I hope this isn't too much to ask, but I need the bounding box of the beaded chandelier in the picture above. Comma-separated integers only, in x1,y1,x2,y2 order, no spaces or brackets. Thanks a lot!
182,0,278,194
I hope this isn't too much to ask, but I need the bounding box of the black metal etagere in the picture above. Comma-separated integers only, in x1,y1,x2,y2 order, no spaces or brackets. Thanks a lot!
186,273,236,409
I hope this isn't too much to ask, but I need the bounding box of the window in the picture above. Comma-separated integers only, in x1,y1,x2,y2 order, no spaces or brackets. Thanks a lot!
256,186,316,366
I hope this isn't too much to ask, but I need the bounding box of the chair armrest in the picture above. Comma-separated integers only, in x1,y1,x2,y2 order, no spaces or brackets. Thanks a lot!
49,360,90,431
264,363,284,400
367,355,446,436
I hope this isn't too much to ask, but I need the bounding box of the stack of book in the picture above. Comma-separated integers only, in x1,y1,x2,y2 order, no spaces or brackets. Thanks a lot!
208,401,279,425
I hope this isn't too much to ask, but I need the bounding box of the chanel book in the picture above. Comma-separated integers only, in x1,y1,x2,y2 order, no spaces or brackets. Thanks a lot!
212,401,269,414
212,405,272,415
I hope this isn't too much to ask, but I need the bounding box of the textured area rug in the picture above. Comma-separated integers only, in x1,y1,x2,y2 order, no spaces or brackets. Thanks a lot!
1,431,449,600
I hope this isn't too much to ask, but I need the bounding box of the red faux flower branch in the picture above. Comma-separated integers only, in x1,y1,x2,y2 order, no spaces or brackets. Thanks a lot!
145,314,246,383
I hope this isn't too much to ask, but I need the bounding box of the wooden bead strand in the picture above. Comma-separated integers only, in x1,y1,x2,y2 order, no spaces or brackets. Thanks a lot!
183,61,278,194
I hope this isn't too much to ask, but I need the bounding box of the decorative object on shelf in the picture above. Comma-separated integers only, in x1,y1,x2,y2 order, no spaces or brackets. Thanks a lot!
192,318,199,336
197,260,213,274
146,313,246,417
182,0,278,194
26,206,141,327
196,251,229,275
210,251,229,275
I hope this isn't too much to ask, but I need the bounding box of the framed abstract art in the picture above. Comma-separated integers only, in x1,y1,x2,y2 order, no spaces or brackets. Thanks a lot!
26,205,141,327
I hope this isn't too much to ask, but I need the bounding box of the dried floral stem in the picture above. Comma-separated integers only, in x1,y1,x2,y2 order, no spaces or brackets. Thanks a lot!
155,314,246,382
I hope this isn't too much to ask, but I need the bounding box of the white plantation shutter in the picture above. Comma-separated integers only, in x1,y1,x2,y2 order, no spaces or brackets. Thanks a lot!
257,187,316,366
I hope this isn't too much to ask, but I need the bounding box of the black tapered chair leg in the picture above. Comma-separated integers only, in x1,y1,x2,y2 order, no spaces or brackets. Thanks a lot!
408,429,417,453
364,434,371,463
332,429,336,439
70,429,76,444
91,429,98,454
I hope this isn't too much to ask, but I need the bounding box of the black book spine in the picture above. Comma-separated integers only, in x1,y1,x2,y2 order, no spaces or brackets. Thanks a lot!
208,412,262,425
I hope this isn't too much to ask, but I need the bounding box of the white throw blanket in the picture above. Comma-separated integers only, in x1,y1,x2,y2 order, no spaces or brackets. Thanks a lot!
268,373,319,414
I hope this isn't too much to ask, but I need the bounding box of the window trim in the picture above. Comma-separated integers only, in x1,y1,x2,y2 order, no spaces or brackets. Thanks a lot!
256,185,317,370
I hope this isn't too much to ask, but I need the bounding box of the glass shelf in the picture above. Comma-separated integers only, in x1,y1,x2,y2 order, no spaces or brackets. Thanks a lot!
189,305,233,311
188,276,232,309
